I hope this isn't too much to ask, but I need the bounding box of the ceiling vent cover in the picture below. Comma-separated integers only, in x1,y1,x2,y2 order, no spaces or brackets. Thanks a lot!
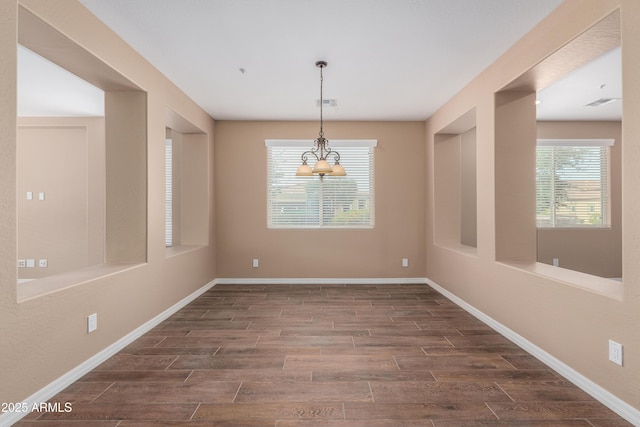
316,99,338,107
585,98,620,107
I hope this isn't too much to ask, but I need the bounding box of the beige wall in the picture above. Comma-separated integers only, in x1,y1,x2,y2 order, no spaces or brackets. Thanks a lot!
214,121,426,279
536,121,622,278
460,128,477,248
1,0,216,403
426,0,639,413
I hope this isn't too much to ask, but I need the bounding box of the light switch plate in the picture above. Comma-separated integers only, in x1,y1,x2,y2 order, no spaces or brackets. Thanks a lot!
609,340,623,366
87,313,98,333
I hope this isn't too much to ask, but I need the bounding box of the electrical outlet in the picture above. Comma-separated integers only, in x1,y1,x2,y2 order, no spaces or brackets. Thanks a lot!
609,340,623,366
402,258,409,267
18,259,26,268
252,258,259,268
87,313,98,333
553,258,559,267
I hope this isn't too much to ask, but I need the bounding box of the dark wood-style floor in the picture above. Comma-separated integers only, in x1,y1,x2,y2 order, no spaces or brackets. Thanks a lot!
17,283,631,426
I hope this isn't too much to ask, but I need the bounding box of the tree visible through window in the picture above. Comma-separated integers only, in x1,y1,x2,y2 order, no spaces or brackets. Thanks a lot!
266,140,376,228
536,139,613,228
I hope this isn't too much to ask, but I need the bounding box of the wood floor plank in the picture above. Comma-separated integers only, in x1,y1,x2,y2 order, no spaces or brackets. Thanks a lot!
496,380,596,402
487,401,624,420
168,354,285,370
396,355,517,370
17,421,121,426
193,402,345,421
78,370,192,383
432,421,593,426
353,336,452,347
312,369,436,382
94,355,178,371
257,336,354,347
32,403,198,422
187,368,312,382
120,422,269,427
93,380,240,404
284,354,398,371
369,381,512,403
235,381,373,403
154,335,259,348
431,368,559,382
343,402,497,420
276,421,436,427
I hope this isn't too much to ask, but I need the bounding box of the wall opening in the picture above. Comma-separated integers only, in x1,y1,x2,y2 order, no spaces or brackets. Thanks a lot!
165,108,209,255
494,9,623,292
434,108,477,251
16,6,147,300
535,43,622,279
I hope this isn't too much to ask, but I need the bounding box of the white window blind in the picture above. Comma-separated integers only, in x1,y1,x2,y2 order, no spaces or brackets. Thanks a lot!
536,139,613,228
165,138,173,246
266,139,376,228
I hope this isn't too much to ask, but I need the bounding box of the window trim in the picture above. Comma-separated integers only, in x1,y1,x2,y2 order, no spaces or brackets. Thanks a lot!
165,136,173,247
265,139,376,229
536,138,613,229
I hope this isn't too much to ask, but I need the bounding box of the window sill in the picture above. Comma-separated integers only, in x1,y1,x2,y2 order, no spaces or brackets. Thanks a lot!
17,263,144,303
435,241,478,257
499,260,623,301
165,244,206,258
537,226,613,230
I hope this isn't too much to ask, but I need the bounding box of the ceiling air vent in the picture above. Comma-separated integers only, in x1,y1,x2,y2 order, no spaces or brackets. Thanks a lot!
316,99,338,107
585,98,620,107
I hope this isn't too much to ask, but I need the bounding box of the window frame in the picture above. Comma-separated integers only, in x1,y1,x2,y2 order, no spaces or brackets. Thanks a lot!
265,139,376,229
536,138,613,229
165,135,173,247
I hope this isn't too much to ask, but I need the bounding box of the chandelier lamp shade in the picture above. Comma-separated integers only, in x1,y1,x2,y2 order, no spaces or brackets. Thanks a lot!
296,61,346,178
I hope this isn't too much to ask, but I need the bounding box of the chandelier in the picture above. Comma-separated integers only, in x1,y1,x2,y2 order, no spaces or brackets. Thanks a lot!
296,61,346,178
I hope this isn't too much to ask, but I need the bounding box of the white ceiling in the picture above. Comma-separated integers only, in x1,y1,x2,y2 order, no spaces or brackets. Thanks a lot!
17,45,105,117
17,0,621,121
536,46,621,121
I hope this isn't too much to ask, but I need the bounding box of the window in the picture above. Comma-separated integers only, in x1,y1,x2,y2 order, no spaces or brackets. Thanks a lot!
536,139,613,228
165,136,173,247
266,139,376,228
164,115,209,252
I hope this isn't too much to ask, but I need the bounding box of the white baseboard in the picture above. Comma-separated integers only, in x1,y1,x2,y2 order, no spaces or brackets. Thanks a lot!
214,277,429,285
0,280,215,427
424,278,640,426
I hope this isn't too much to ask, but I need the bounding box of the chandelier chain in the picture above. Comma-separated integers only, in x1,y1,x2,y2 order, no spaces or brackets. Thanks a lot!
319,63,324,139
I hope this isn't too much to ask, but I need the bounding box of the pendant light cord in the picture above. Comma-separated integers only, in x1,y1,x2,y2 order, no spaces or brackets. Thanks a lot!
319,62,324,139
